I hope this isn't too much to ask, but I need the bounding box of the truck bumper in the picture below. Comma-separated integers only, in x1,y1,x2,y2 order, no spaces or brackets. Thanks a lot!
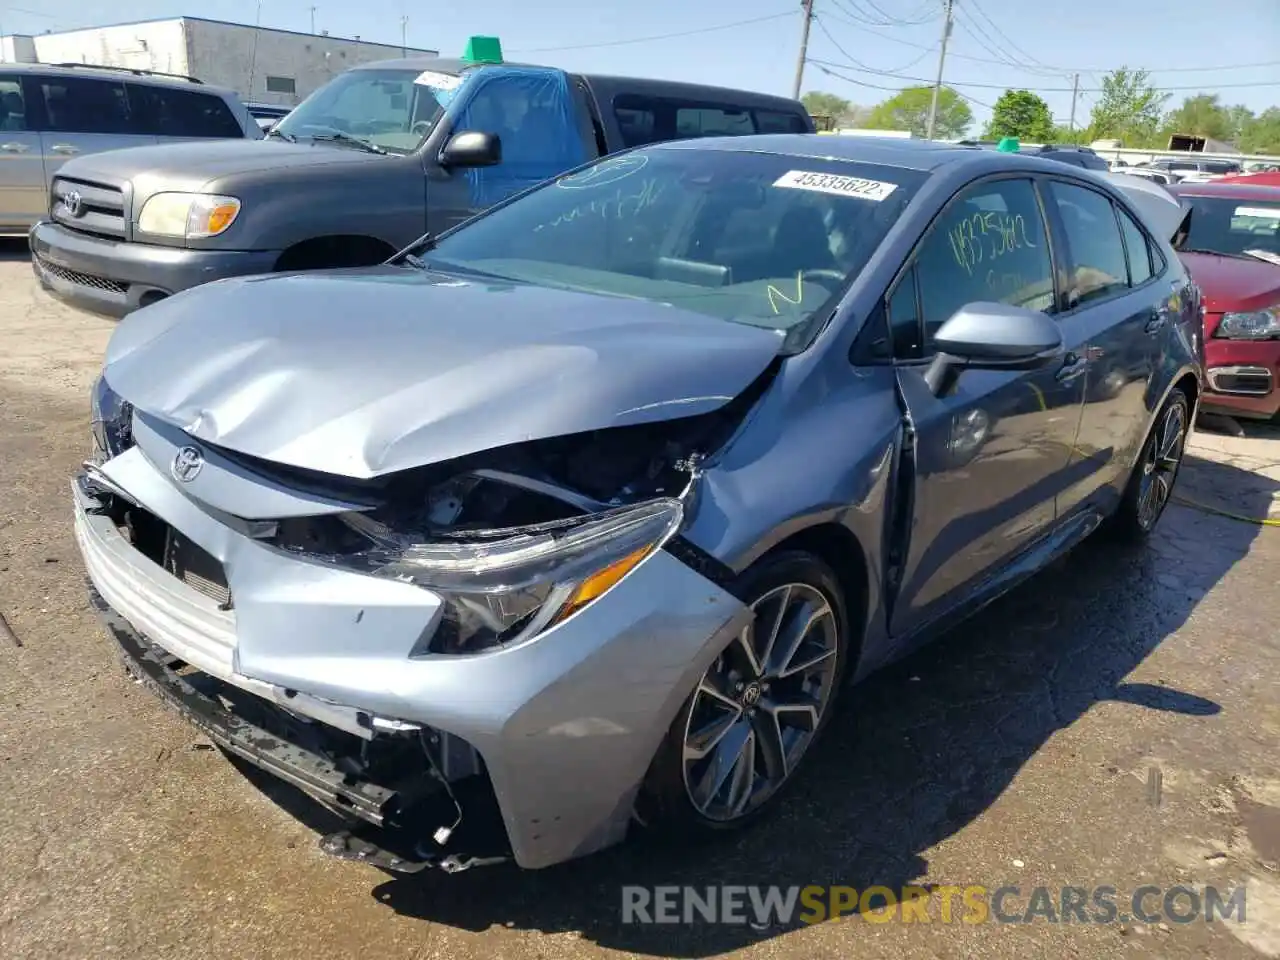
29,220,281,318
1202,336,1280,420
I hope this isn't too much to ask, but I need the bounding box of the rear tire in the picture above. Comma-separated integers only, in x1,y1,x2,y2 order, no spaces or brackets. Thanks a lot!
635,550,852,838
1106,387,1190,542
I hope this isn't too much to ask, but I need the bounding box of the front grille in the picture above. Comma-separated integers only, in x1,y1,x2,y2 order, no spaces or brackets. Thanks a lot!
35,254,126,295
117,504,231,608
50,176,128,239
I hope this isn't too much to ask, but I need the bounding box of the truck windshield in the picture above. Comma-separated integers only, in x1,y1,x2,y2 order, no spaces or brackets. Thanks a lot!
422,146,927,348
273,67,461,154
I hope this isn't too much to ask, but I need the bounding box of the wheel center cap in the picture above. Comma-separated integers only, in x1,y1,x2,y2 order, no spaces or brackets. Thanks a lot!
740,682,763,708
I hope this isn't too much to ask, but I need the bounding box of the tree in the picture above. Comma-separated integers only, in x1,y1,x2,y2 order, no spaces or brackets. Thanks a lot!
1162,94,1233,141
1087,67,1169,147
1239,107,1280,154
865,85,972,139
985,89,1054,142
1051,124,1085,145
801,91,862,129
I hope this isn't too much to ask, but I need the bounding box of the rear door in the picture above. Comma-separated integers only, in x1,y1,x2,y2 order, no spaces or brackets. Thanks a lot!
1042,178,1170,516
31,73,158,178
888,175,1087,636
128,83,247,142
0,72,46,232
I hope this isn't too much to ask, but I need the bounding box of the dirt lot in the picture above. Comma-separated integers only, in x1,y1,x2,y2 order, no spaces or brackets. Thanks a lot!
2,239,1279,959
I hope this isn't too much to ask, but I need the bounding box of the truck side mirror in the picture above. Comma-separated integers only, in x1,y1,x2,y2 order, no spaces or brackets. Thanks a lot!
440,130,502,169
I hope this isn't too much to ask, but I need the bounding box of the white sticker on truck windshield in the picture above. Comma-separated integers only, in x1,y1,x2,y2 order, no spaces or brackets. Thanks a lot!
772,170,898,201
413,70,463,90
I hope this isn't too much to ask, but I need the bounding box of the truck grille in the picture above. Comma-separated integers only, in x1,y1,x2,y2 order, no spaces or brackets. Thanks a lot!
34,255,126,294
51,176,128,240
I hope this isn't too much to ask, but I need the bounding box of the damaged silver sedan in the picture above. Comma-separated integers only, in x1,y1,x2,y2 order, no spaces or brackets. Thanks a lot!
75,134,1203,873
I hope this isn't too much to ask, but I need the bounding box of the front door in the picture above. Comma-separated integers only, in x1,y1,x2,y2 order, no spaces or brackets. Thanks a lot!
31,74,158,182
887,176,1087,636
0,74,46,232
427,66,589,233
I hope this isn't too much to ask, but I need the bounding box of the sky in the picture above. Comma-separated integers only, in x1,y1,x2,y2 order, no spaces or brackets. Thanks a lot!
1,0,1277,132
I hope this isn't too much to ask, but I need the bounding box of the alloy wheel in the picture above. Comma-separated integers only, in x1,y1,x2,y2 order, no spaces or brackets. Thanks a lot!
681,582,840,823
1137,400,1187,530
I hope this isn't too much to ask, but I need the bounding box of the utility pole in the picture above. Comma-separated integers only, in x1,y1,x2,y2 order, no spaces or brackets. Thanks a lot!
791,0,814,101
925,0,955,140
1068,72,1080,135
400,15,408,56
309,6,317,34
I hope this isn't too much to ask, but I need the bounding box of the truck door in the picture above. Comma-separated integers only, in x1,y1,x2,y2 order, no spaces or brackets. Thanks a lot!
426,66,590,234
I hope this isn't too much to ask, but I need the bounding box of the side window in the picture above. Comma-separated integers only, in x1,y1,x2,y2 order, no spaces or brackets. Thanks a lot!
0,76,28,131
909,177,1055,354
755,110,809,134
675,106,753,138
38,77,135,135
132,86,244,138
1047,181,1129,308
888,266,923,358
1117,207,1153,286
613,95,657,148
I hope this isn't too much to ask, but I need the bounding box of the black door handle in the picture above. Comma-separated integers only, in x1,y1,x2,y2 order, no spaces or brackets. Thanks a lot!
1056,353,1088,383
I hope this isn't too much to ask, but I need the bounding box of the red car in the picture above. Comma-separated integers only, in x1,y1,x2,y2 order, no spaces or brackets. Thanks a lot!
1172,180,1280,421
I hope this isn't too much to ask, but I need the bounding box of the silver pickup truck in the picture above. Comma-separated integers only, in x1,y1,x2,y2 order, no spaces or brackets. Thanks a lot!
30,41,813,317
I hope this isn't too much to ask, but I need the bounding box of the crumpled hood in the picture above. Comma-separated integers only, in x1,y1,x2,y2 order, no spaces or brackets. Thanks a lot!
102,267,784,479
1178,251,1280,313
58,139,382,194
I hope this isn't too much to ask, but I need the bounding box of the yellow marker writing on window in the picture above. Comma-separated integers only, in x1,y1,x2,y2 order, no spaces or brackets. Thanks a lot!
767,271,805,315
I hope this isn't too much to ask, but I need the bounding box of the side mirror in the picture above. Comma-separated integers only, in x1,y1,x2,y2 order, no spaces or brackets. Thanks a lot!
924,302,1064,397
439,130,502,169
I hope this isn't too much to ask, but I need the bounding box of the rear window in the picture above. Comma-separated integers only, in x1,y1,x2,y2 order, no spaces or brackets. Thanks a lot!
613,94,808,147
1181,194,1280,258
130,85,244,138
37,76,138,135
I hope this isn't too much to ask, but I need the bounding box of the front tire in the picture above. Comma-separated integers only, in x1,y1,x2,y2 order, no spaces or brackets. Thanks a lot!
636,550,852,837
1107,387,1190,541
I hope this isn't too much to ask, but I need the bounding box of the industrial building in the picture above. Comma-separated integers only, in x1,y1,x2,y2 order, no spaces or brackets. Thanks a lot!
0,16,438,106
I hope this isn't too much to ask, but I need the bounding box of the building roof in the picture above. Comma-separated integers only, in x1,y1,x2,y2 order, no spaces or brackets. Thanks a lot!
8,15,438,55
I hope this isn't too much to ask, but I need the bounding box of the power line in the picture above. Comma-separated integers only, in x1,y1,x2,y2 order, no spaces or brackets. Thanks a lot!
507,11,795,53
964,0,1060,73
953,11,1064,79
807,57,1280,92
813,59,995,109
815,6,1280,75
814,15,935,76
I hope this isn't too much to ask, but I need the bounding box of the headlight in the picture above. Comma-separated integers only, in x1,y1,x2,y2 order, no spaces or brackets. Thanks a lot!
338,498,684,654
1216,306,1280,340
89,373,133,459
137,192,241,239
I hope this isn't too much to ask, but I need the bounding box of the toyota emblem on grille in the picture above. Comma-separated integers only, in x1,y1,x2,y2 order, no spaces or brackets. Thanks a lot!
172,446,204,483
61,190,83,217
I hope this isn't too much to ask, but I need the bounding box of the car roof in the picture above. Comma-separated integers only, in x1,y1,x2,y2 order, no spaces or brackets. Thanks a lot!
1173,181,1280,201
643,133,1079,174
2,61,237,96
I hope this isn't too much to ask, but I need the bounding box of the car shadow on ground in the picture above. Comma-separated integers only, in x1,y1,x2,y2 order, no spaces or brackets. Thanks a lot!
232,452,1273,956
0,237,30,262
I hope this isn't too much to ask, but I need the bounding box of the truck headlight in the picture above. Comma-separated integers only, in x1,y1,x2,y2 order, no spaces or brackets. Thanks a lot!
1216,306,1280,340
137,193,241,239
335,498,684,654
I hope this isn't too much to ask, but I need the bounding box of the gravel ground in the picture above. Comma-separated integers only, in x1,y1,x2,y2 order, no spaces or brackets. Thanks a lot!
1,239,1279,960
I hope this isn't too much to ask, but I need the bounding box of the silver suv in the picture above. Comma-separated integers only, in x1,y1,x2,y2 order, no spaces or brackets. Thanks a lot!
1,63,259,236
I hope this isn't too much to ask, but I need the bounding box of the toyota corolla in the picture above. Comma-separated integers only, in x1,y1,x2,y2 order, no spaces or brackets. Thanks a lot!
75,134,1203,874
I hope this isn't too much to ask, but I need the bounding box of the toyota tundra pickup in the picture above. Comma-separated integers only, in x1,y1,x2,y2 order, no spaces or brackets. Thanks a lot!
29,37,813,317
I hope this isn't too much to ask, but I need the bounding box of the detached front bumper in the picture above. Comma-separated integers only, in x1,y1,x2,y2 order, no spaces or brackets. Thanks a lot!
30,220,280,318
73,441,748,869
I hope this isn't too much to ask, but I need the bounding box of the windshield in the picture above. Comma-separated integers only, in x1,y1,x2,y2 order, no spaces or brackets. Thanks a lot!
1180,194,1280,259
274,67,465,153
422,147,927,346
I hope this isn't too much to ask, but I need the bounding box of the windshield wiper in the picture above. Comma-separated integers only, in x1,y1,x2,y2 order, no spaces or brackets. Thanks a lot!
1244,248,1280,267
310,132,386,155
266,127,296,142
